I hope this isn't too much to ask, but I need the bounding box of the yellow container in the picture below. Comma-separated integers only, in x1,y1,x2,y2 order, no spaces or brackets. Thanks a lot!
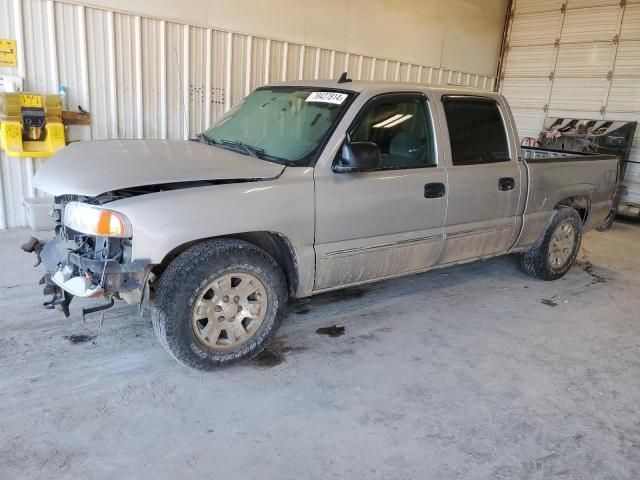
0,92,66,158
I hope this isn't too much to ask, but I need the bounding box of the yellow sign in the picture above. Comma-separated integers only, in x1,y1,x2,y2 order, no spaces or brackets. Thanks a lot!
19,94,42,108
0,39,17,68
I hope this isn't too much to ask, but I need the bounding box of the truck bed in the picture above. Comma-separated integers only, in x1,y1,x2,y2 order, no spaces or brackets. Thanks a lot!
513,146,619,249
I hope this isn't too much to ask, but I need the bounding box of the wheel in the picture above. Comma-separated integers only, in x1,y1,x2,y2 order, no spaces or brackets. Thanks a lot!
521,207,582,281
151,239,287,370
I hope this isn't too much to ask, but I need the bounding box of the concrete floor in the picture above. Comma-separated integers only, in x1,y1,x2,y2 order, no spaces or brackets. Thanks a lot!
1,222,639,479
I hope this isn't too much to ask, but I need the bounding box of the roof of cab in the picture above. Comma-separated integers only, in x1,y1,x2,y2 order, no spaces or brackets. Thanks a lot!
262,79,501,98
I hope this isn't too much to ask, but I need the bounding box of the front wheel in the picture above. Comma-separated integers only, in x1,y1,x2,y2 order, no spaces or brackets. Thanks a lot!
521,207,583,281
151,239,287,370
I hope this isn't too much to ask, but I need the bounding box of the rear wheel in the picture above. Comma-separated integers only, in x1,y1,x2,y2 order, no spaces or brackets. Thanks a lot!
521,207,582,281
151,239,287,370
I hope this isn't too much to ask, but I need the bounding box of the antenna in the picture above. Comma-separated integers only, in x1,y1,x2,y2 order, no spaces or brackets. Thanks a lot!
338,72,352,84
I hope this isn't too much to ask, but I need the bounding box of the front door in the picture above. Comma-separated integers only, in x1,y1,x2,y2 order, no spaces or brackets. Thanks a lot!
313,92,447,291
436,95,524,265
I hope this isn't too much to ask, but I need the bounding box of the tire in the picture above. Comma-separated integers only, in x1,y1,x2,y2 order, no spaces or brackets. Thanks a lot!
521,207,583,281
151,239,287,370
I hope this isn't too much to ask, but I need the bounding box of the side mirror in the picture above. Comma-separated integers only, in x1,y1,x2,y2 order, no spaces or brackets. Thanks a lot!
333,141,382,173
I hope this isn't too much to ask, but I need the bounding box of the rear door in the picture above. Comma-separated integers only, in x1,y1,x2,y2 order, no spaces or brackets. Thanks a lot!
313,92,447,291
436,95,524,264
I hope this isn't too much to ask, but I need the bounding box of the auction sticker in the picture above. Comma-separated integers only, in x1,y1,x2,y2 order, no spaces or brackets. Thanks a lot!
306,91,348,105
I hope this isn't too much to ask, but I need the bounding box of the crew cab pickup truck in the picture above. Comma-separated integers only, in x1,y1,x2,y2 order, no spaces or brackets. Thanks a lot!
26,78,619,370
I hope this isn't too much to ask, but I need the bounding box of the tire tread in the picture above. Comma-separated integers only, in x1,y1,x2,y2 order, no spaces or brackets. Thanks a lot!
521,207,582,281
151,239,287,370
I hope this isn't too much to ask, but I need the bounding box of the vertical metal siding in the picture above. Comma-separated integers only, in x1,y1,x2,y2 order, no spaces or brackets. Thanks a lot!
164,22,186,141
140,17,165,140
0,0,497,229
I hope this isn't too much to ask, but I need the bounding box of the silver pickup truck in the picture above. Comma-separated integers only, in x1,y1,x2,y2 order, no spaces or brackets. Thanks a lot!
25,78,619,370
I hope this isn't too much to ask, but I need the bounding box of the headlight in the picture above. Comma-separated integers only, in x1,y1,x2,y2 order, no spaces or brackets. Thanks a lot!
63,202,132,238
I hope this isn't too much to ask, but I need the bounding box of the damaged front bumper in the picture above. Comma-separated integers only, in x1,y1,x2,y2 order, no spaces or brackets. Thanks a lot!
22,236,150,317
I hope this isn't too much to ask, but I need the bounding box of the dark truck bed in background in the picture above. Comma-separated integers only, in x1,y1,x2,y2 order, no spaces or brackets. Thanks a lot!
533,117,638,221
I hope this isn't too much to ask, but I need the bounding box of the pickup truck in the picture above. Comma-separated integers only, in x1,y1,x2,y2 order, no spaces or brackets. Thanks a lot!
25,78,619,370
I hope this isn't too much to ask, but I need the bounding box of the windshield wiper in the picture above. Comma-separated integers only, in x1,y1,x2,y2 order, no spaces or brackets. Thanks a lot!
208,137,294,166
219,139,265,159
198,132,216,145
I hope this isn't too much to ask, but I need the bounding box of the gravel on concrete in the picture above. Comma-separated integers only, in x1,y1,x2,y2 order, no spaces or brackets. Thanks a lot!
1,222,639,479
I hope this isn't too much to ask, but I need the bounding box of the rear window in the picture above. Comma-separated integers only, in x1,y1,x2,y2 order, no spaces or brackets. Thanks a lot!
443,97,510,166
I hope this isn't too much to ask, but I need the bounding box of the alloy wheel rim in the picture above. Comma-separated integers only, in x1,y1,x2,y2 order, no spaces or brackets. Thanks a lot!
548,222,575,268
191,272,267,350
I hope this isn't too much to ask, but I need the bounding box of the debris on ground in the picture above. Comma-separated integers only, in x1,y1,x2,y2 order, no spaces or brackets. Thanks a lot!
316,325,346,337
63,334,96,344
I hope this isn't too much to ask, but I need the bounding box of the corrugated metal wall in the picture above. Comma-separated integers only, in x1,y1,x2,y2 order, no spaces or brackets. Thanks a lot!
0,0,497,229
499,0,640,206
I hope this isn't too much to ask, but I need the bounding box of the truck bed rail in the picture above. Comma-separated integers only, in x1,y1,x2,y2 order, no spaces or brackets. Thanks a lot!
523,146,617,163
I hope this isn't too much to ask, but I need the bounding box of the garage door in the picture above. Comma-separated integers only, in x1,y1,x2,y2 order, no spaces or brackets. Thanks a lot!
500,0,640,206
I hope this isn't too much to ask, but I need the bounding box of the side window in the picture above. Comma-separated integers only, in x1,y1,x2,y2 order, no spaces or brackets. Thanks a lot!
350,96,436,169
442,97,510,166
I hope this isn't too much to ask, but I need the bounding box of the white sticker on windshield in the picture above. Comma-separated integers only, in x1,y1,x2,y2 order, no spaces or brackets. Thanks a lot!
305,91,348,105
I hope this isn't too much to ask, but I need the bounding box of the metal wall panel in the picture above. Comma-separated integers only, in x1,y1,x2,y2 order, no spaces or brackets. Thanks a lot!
54,2,91,142
0,0,19,78
210,30,228,124
22,0,57,93
165,22,187,140
302,46,318,80
285,43,302,82
513,0,563,15
560,6,620,43
606,78,640,113
346,54,361,80
331,52,347,79
141,18,166,140
508,12,562,47
613,41,640,76
188,26,209,137
0,0,496,229
268,40,285,84
555,43,613,77
620,4,640,40
566,0,620,9
86,8,117,140
230,33,247,107
250,37,268,89
500,77,550,108
114,13,142,139
502,46,555,77
549,78,609,112
509,108,547,139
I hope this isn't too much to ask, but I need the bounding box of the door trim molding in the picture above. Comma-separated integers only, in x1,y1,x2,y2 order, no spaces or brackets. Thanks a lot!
320,234,443,259
445,222,513,240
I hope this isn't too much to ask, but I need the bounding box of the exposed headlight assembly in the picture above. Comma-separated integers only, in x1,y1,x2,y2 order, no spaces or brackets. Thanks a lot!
63,201,132,238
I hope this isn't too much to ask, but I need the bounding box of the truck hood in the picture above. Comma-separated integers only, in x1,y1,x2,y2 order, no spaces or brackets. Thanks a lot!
34,140,286,197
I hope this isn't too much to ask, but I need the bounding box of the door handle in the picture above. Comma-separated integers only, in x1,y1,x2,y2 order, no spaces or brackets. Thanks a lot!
424,182,446,198
499,177,515,191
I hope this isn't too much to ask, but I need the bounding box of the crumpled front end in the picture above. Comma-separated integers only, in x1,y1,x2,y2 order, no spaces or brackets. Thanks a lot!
22,196,150,317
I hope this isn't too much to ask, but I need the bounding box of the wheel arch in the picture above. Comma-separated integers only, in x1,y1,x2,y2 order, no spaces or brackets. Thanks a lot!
555,195,591,224
154,231,301,298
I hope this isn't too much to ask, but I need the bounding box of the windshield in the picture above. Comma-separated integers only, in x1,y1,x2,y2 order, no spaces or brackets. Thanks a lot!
203,87,354,166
